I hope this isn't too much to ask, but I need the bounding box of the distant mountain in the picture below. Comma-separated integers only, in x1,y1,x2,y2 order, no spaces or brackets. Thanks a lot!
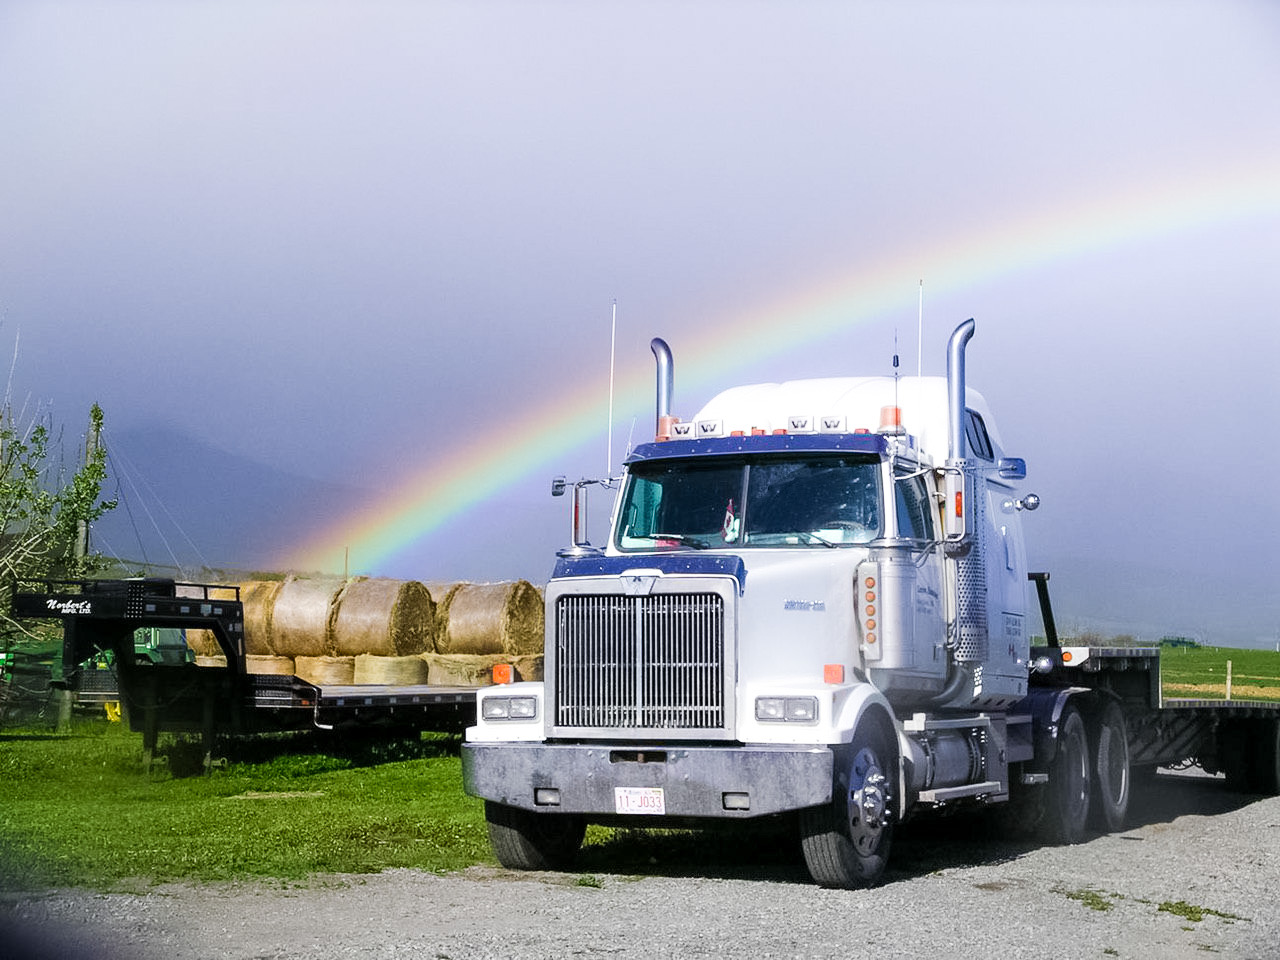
89,426,370,574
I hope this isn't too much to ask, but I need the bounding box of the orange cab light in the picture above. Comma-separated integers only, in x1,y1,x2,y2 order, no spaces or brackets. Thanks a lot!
865,590,876,602
864,576,876,588
751,428,766,436
879,405,902,430
865,605,876,617
866,619,876,630
773,428,787,435
954,491,964,517
866,633,877,644
823,663,845,684
1061,651,1073,664
730,430,745,437
492,663,514,685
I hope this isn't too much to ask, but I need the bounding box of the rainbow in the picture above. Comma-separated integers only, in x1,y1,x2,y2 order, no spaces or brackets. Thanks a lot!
286,154,1280,574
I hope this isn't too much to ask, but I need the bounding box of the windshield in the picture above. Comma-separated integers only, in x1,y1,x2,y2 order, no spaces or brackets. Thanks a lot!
615,454,882,550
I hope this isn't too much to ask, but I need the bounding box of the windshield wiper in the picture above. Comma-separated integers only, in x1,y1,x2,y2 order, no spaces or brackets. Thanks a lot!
646,533,711,550
797,531,838,548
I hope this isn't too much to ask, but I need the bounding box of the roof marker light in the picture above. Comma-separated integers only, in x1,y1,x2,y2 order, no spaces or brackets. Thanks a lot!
879,405,904,434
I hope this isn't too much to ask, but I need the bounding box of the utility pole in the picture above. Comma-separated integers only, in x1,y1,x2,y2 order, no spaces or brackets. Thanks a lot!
73,413,101,564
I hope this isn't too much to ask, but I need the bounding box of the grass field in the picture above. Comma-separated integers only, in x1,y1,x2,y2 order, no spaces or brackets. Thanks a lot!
0,724,492,890
1157,645,1280,702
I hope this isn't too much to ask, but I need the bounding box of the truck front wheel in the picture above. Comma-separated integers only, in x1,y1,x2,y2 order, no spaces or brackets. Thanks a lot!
1040,704,1092,844
484,801,585,871
799,718,896,888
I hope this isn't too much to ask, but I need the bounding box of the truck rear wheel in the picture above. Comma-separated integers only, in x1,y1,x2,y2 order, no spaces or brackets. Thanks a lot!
484,801,585,871
1088,699,1130,832
1039,704,1091,845
799,718,896,888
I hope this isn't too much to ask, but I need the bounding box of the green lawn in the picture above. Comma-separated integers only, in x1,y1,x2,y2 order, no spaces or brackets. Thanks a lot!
0,723,491,890
1158,645,1280,702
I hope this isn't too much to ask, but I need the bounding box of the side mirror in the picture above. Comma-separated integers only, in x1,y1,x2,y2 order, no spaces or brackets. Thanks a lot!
551,476,567,497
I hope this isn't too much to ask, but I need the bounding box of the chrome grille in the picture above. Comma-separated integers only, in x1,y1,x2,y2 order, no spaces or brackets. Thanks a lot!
554,593,726,730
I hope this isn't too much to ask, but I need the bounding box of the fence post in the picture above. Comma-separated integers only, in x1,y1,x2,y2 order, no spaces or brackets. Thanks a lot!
1226,659,1233,701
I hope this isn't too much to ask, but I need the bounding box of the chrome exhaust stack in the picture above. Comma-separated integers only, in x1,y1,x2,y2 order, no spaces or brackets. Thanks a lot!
947,318,975,461
651,337,676,440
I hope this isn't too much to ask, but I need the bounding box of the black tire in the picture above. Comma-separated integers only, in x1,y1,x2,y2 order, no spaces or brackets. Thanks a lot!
1250,719,1280,796
1039,704,1091,845
800,716,896,888
1219,720,1255,793
484,801,585,871
1088,699,1131,832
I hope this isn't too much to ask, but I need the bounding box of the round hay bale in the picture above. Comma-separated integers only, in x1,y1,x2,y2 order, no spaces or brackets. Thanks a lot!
245,655,295,675
184,628,222,658
437,580,544,656
239,579,285,655
294,655,355,685
424,581,464,605
271,577,344,657
194,654,227,668
422,653,544,687
332,579,436,657
353,653,430,685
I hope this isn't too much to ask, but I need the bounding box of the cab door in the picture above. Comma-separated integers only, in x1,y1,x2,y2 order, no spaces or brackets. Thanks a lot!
894,468,947,675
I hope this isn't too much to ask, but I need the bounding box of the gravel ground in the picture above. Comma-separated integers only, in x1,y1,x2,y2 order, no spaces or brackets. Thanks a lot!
3,771,1278,960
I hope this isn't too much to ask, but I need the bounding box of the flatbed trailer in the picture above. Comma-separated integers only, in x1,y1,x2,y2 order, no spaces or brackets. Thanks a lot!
12,578,477,766
1027,639,1280,796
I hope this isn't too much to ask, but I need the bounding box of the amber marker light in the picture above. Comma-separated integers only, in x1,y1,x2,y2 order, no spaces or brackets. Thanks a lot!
492,663,514,684
824,664,845,684
1061,651,1073,664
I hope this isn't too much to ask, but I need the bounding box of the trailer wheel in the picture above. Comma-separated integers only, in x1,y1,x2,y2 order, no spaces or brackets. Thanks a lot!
1088,699,1131,832
484,801,585,871
1218,720,1255,792
1251,719,1280,796
1040,704,1091,845
799,716,896,888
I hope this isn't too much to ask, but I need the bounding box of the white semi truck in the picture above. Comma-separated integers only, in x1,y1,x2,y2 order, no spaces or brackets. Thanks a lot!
462,319,1280,887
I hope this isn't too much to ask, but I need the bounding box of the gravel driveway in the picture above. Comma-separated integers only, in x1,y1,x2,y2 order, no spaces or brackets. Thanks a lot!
3,771,1278,960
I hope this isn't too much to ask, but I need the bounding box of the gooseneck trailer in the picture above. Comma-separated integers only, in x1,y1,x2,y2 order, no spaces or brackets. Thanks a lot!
462,319,1280,887
13,578,476,766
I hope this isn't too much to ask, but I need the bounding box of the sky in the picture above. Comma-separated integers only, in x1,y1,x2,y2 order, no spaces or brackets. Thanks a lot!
2,1,1278,647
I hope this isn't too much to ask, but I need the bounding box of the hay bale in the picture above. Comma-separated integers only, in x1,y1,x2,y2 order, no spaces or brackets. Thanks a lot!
194,654,228,668
240,580,285,655
437,580,544,656
353,653,430,685
294,655,355,686
422,653,544,687
245,655,295,675
271,577,344,657
331,579,436,657
184,628,222,658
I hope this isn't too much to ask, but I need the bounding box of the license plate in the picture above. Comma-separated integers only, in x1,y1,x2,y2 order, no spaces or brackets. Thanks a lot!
614,786,665,815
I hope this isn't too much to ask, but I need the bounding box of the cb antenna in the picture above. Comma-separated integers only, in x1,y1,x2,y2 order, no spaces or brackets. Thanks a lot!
607,300,617,475
917,279,924,377
893,327,901,413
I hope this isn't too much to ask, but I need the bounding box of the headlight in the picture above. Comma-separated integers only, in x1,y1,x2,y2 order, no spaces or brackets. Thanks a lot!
755,696,818,723
482,695,538,721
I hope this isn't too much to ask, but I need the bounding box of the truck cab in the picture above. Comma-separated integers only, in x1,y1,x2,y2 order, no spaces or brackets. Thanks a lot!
463,319,1038,886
